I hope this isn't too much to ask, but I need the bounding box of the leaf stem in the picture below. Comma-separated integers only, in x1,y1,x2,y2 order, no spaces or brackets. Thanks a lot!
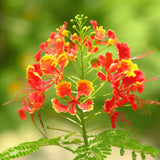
60,114,82,127
87,124,111,132
47,126,80,136
47,126,73,133
57,144,75,153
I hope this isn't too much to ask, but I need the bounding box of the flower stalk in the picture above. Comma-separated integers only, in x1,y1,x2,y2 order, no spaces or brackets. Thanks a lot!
79,109,89,147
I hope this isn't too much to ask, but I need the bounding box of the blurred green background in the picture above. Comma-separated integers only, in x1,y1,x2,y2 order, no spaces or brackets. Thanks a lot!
0,0,160,159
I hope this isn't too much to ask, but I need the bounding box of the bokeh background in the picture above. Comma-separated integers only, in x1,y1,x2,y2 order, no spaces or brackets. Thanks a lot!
0,0,160,159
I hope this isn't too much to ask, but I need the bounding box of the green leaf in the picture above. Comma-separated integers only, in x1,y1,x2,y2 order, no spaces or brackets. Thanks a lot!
91,146,107,159
132,151,137,160
141,152,146,160
125,139,143,150
1,130,160,160
87,129,160,160
120,146,125,156
0,137,61,159
141,145,160,158
48,137,61,145
63,138,82,144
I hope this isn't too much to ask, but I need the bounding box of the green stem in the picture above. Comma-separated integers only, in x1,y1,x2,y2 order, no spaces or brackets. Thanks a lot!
77,19,89,147
80,43,84,79
57,144,75,153
79,109,88,147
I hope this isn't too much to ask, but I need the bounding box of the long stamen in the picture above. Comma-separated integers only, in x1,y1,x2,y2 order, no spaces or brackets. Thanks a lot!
31,113,48,138
131,49,156,60
37,111,48,138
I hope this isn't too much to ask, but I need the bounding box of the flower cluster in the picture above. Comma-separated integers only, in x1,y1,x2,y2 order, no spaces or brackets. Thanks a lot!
18,22,76,120
15,15,159,130
94,43,145,128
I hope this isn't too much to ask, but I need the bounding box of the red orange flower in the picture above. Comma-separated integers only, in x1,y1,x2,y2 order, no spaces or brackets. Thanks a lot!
94,40,154,128
26,64,53,91
35,22,79,62
18,91,45,120
52,80,94,114
90,20,117,46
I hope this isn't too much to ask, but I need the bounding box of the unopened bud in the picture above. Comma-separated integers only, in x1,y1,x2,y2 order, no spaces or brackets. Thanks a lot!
82,26,87,31
72,25,77,30
87,26,91,30
81,14,84,18
85,16,88,20
70,19,74,23
75,15,80,19
90,32,96,37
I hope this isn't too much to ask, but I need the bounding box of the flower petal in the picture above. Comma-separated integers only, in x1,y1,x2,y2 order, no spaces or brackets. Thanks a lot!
55,81,72,98
68,103,76,115
104,97,115,113
78,100,93,111
52,98,69,113
18,108,27,120
110,112,119,129
40,54,57,75
28,91,45,110
116,42,131,60
57,54,68,71
77,80,93,98
107,30,116,40
90,20,97,30
97,72,106,81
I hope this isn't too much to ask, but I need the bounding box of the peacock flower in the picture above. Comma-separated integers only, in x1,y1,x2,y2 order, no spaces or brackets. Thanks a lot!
34,22,68,62
40,53,68,74
26,64,53,91
52,80,94,114
103,97,119,129
97,52,119,81
40,54,57,75
18,91,45,120
64,42,78,60
84,36,99,54
118,59,139,77
106,30,118,46
90,21,117,46
90,20,106,44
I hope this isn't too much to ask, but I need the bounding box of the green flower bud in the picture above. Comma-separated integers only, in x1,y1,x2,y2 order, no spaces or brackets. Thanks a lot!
72,25,77,30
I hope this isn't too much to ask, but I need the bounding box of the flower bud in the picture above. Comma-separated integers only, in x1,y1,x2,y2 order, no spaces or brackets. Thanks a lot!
82,26,87,31
90,32,96,37
75,15,80,19
70,19,74,23
72,25,77,30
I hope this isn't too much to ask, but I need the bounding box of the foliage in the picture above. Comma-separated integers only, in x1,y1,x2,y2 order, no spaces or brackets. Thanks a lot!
0,129,159,160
